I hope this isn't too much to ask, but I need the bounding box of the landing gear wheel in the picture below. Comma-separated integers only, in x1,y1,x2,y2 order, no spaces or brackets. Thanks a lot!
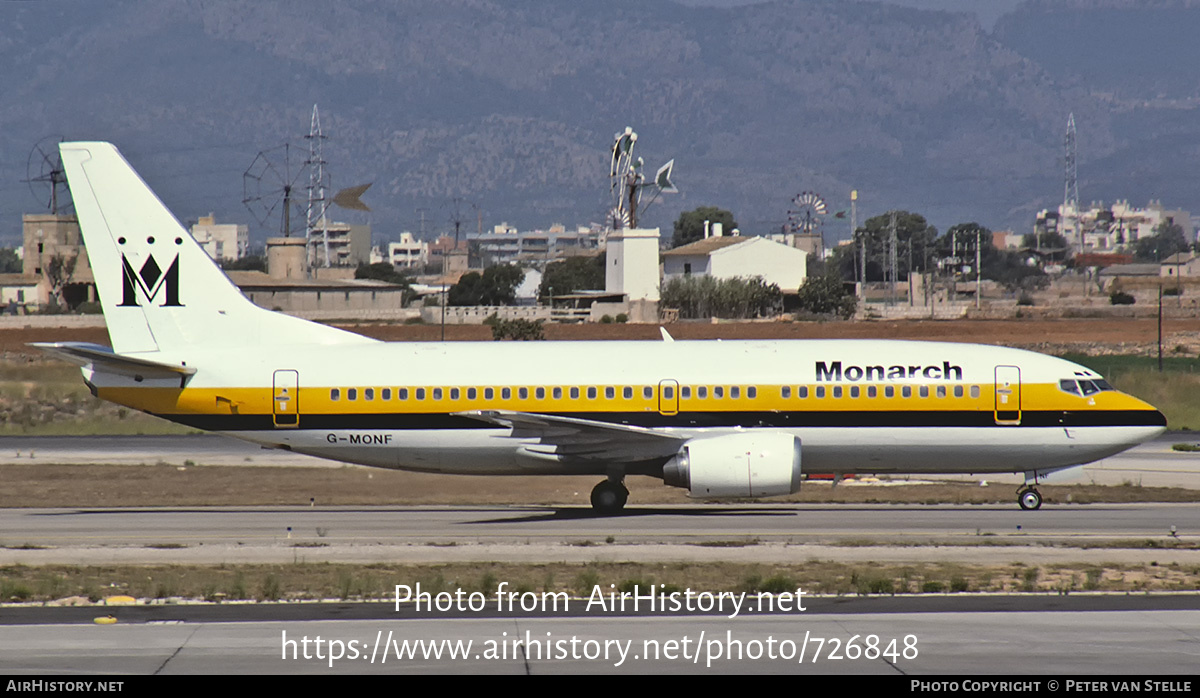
1018,487,1042,511
590,480,629,514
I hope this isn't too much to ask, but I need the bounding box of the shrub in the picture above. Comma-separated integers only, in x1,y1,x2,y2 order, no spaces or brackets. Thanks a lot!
1110,290,1135,305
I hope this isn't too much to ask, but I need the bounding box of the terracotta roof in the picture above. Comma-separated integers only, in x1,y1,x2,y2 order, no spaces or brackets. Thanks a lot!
662,237,752,257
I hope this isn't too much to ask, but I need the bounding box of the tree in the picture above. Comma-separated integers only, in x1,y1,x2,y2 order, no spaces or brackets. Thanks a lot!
538,254,605,299
1133,222,1189,262
221,255,267,272
44,254,78,310
856,211,938,280
355,262,413,286
0,248,21,274
671,207,737,248
448,263,525,306
795,274,857,318
660,275,781,319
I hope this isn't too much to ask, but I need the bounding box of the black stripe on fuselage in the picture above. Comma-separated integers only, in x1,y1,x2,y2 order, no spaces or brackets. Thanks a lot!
162,409,1167,432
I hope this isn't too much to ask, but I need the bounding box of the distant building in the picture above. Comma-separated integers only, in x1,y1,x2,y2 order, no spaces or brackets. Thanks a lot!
307,219,371,268
1035,201,1193,253
388,232,429,269
21,213,96,308
1160,252,1200,278
662,235,808,291
469,224,605,268
190,214,249,261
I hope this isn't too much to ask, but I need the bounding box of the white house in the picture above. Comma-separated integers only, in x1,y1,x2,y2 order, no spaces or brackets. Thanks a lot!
662,236,808,290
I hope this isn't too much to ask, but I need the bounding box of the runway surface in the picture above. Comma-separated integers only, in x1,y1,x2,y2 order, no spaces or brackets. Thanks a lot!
2,607,1197,674
1,503,1197,566
2,431,1199,487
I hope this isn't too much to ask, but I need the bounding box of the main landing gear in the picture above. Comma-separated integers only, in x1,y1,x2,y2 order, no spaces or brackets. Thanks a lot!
590,478,629,515
1017,471,1044,510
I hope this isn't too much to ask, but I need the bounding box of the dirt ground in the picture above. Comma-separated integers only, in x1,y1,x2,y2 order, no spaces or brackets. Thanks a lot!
8,316,1200,357
1,464,1196,509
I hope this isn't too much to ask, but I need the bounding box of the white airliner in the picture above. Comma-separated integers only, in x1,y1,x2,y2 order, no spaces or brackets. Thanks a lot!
37,142,1166,513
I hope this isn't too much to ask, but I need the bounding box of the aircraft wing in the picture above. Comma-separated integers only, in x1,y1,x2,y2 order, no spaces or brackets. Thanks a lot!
30,342,196,381
454,409,685,463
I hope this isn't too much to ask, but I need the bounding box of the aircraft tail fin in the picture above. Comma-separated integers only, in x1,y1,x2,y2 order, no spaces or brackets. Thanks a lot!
58,142,373,354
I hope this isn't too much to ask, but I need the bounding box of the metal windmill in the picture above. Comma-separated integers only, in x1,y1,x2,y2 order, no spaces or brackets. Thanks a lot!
243,143,306,238
608,127,677,230
24,136,72,214
787,191,827,236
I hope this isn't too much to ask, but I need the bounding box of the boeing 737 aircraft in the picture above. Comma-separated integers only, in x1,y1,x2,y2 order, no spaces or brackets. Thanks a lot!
37,142,1167,513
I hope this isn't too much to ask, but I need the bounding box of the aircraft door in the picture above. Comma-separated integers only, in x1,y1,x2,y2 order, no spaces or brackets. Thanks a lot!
994,365,1021,425
273,369,299,428
659,379,679,416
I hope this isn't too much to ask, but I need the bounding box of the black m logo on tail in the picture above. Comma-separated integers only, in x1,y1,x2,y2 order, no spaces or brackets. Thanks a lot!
119,254,182,307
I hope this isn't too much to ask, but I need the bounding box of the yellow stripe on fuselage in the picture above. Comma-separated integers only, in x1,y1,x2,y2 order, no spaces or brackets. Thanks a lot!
97,382,1154,417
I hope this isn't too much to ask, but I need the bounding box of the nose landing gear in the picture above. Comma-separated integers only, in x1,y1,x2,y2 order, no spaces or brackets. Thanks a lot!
1017,486,1043,510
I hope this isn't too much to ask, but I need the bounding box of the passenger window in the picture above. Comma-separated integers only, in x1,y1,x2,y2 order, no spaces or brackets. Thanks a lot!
731,386,740,399
798,386,808,398
936,386,946,398
553,387,563,399
867,386,877,398
714,386,724,399
502,388,511,399
885,385,894,398
663,386,674,399
902,386,912,398
850,386,860,398
747,386,757,399
382,388,392,400
605,387,616,399
519,387,528,399
484,388,494,400
399,388,409,400
535,387,545,399
570,387,580,399
450,388,460,400
623,386,633,399
782,386,791,399
643,386,653,399
348,388,358,401
330,388,340,401
919,386,929,398
816,386,825,398
833,386,842,398
698,386,707,399
468,388,477,400
953,385,963,398
433,388,443,400
681,386,691,399
970,385,980,398
587,387,597,400
365,388,375,401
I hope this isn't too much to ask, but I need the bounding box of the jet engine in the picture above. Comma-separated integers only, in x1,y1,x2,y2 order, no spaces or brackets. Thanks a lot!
662,432,801,498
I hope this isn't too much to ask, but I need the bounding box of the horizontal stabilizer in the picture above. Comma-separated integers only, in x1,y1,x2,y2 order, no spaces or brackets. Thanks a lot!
30,342,195,381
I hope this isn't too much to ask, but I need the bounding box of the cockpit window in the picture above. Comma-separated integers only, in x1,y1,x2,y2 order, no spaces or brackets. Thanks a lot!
1062,377,1114,396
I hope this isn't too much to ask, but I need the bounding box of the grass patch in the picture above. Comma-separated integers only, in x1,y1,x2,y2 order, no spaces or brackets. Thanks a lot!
0,559,1194,604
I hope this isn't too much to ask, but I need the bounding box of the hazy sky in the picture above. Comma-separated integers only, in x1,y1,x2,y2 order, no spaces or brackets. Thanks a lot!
674,0,1027,30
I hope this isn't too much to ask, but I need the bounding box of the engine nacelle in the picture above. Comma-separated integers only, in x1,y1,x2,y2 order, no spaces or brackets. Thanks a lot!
662,432,801,498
